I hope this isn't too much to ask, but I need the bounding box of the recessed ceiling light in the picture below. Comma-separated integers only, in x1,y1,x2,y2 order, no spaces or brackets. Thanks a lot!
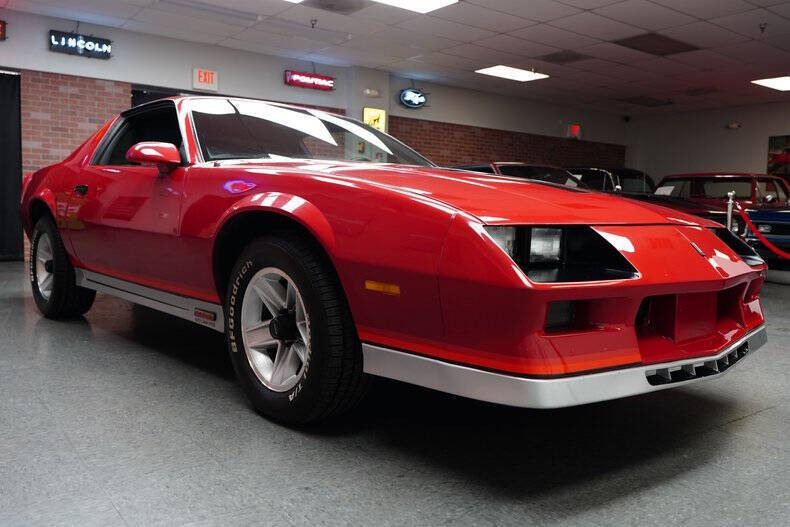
369,0,458,14
475,65,549,82
752,76,790,91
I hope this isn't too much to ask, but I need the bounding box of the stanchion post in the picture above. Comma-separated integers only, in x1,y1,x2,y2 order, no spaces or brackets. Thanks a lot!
726,191,735,231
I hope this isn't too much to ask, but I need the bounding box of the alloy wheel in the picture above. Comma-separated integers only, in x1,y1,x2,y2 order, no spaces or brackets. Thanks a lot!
241,267,310,392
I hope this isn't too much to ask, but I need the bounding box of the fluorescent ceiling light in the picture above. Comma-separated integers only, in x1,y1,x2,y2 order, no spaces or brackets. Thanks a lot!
283,0,304,3
751,76,790,91
369,0,458,14
475,65,549,82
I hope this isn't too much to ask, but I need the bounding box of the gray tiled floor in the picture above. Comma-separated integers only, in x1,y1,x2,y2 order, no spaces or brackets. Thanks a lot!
0,261,788,526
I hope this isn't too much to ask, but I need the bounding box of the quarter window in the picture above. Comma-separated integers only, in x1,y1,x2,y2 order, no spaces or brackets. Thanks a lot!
98,106,183,166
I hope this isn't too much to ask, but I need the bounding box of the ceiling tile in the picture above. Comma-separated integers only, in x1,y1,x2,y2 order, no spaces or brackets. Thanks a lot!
650,0,757,18
253,18,352,44
767,3,790,17
714,40,790,66
629,57,698,76
467,0,581,22
473,34,560,57
132,8,248,36
411,52,482,70
5,0,132,27
219,38,315,59
593,0,696,31
349,4,418,24
549,12,645,41
231,28,328,52
302,46,394,68
711,8,790,38
669,49,746,69
371,27,461,51
658,21,751,48
442,43,525,65
558,0,624,7
431,2,535,32
578,41,656,63
397,15,496,42
508,23,600,48
121,19,226,44
274,5,388,37
341,35,429,59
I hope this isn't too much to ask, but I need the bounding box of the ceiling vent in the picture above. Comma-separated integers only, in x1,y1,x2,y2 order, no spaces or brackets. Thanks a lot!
617,96,673,107
539,50,591,64
686,87,720,97
613,33,698,56
302,0,373,14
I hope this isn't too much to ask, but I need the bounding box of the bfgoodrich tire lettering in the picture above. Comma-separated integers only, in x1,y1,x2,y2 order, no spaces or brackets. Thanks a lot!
225,234,368,424
30,215,96,318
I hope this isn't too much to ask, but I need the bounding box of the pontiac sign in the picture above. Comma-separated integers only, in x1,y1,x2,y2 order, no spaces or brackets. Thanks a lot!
49,30,112,59
284,70,335,91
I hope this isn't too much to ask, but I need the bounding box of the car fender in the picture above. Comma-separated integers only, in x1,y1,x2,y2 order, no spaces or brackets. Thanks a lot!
213,191,337,254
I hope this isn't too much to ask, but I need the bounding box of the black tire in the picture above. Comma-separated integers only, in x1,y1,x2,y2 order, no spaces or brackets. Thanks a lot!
30,216,96,318
225,234,368,424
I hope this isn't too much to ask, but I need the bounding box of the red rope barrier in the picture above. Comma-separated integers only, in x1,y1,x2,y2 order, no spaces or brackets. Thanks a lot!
735,204,790,260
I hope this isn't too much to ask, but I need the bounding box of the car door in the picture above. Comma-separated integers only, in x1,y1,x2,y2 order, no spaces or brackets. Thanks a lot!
66,102,188,290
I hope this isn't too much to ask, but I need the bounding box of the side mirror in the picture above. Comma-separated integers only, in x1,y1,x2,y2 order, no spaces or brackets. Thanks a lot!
614,184,623,193
765,193,777,204
125,142,181,174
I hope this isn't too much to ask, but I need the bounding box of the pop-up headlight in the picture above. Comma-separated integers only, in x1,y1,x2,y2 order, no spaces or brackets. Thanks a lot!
484,225,639,283
484,226,517,259
529,228,562,264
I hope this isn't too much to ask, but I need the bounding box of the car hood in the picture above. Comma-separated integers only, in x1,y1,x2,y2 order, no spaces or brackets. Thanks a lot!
222,160,713,226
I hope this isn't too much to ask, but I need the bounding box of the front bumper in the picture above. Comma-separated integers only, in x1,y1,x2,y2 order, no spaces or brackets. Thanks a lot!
362,324,767,409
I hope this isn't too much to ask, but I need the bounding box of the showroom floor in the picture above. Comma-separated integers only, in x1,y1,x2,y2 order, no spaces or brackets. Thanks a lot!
0,261,788,527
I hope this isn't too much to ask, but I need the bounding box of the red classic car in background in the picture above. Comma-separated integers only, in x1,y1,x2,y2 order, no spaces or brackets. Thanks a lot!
569,167,735,233
656,173,789,210
20,97,768,424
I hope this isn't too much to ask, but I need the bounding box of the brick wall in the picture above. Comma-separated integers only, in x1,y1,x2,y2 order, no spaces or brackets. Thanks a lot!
21,70,131,174
388,115,625,168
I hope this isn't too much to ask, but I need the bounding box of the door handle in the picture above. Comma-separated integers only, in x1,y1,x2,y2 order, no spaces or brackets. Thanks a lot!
74,184,89,196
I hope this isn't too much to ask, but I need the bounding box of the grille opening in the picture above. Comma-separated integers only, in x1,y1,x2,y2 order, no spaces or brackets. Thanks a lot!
545,300,591,333
635,294,676,341
711,228,764,266
645,342,750,386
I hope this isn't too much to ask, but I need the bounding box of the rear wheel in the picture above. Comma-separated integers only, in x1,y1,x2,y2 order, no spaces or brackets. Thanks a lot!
30,216,96,318
225,234,368,424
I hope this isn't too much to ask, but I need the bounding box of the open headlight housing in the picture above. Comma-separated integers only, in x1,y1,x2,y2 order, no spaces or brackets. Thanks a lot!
484,225,638,283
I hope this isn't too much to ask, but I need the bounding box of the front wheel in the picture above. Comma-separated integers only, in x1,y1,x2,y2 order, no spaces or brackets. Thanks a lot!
30,216,96,318
225,234,368,424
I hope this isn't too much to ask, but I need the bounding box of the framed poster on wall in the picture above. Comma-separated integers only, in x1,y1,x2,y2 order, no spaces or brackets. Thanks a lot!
768,135,790,179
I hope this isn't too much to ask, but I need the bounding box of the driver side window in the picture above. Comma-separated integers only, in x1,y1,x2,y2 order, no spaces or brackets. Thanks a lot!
97,106,183,166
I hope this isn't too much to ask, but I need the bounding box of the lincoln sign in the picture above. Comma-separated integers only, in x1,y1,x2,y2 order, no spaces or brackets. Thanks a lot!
284,70,335,91
49,30,112,59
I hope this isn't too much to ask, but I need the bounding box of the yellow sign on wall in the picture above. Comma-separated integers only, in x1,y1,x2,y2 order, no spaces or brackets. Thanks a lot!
363,107,387,132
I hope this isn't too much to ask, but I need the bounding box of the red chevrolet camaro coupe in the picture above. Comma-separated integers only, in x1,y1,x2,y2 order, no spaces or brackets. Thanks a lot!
20,96,768,424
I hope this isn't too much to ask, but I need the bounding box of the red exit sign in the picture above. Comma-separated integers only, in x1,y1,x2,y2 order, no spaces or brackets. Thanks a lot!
0,20,7,41
284,70,335,91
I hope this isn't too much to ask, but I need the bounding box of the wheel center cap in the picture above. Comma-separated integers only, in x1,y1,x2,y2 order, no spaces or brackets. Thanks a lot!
270,313,297,341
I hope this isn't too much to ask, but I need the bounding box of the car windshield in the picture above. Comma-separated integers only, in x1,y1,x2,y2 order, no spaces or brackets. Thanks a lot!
189,98,433,166
616,170,655,194
656,177,752,199
498,165,588,189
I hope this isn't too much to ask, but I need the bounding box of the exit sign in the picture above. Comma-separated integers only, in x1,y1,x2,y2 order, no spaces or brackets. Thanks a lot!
193,67,218,92
0,20,6,41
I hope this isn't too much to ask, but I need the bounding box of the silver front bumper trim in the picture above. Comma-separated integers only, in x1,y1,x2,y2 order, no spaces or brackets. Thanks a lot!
361,325,767,409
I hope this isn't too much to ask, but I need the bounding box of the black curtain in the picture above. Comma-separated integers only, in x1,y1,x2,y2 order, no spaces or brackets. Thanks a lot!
0,72,22,261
